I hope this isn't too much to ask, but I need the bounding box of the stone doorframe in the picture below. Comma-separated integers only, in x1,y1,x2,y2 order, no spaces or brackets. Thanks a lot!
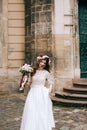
73,0,80,79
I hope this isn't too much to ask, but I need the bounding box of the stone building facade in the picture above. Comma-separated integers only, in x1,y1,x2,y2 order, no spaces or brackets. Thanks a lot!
0,0,87,91
0,0,25,76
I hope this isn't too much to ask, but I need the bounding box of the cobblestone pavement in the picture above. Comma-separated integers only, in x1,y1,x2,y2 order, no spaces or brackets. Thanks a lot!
0,93,87,130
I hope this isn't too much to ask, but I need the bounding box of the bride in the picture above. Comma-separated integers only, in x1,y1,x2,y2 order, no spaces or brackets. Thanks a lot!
20,55,55,130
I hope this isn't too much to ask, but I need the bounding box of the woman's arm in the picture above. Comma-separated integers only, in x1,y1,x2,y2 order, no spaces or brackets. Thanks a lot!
47,72,54,93
26,75,32,88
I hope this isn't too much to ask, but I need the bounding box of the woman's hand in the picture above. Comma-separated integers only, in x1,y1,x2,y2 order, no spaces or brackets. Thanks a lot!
25,81,31,88
49,85,55,98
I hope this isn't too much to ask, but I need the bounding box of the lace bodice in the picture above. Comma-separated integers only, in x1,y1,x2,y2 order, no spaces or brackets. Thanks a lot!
31,70,54,86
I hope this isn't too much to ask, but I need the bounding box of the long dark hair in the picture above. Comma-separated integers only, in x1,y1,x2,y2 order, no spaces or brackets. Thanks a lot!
31,58,50,76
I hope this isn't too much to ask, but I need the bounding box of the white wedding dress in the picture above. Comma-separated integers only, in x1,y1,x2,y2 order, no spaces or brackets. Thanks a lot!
20,70,55,130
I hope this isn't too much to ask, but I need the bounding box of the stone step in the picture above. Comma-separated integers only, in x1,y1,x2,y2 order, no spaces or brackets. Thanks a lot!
52,79,87,107
63,87,87,94
73,78,87,87
73,84,87,88
55,91,87,101
51,96,87,107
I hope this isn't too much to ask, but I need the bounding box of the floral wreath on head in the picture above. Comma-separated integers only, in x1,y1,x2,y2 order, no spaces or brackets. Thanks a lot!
37,54,51,65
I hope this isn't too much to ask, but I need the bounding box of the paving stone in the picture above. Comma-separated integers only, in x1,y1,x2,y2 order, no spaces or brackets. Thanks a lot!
60,126,70,130
0,89,87,130
83,124,87,130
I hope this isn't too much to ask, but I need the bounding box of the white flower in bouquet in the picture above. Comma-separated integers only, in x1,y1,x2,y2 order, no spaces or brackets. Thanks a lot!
19,64,33,75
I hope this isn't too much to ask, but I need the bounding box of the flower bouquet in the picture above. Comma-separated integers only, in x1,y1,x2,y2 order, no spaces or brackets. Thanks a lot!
19,64,33,75
19,64,33,92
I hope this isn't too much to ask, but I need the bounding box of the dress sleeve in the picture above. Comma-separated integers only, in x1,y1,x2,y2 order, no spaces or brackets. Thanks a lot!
46,72,54,92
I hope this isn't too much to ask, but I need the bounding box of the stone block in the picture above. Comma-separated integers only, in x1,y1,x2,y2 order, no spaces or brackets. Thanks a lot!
43,5,51,11
31,7,35,13
8,20,24,27
8,12,24,19
55,35,64,47
57,49,65,58
8,60,24,67
64,16,73,25
64,46,71,59
55,59,64,70
31,14,35,23
36,6,42,11
36,40,47,50
39,12,45,22
64,26,72,34
8,0,24,4
8,52,25,60
8,4,24,11
64,58,72,70
64,0,73,15
8,36,25,44
35,13,39,23
8,28,25,35
8,44,25,51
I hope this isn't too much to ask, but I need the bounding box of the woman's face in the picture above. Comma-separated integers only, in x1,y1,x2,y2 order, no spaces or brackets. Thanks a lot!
39,60,46,69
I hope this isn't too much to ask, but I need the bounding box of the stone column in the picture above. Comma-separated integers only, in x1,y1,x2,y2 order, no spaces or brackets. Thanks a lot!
73,0,80,79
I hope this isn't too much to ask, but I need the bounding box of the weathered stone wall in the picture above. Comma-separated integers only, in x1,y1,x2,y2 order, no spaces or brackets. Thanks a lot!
0,0,25,76
25,0,78,91
0,0,8,75
25,0,32,64
0,0,79,92
25,0,54,66
54,0,75,91
8,0,25,76
0,0,2,67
